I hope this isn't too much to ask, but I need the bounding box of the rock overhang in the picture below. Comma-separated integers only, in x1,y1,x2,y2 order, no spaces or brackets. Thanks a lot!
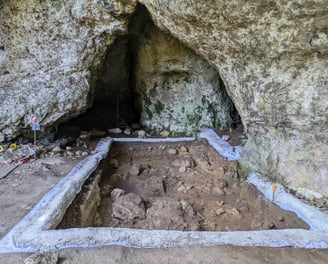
1,0,327,202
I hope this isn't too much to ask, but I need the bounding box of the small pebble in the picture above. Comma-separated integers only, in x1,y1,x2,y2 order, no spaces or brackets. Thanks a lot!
137,130,146,138
168,148,178,155
124,128,132,135
178,185,186,192
80,132,90,139
160,130,170,137
130,163,142,176
52,146,61,153
180,146,188,152
108,128,122,134
215,208,225,216
227,207,241,217
179,166,186,172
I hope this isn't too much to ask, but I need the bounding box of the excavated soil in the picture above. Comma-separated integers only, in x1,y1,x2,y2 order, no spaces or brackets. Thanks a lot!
59,138,308,231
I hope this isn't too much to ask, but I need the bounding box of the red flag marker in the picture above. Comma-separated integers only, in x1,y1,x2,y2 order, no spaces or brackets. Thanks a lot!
32,116,40,131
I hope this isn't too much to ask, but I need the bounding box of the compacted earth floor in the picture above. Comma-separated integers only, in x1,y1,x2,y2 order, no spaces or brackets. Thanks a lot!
0,131,99,240
0,129,327,263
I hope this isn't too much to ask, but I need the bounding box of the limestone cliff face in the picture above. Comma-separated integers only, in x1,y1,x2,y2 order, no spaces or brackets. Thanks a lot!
0,0,137,140
139,0,328,197
1,0,327,198
134,17,232,134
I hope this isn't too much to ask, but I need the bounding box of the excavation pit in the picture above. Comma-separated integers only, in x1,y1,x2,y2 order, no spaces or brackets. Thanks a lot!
58,139,308,232
1,130,328,253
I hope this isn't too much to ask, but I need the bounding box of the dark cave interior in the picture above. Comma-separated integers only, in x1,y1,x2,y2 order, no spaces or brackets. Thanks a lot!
56,4,241,138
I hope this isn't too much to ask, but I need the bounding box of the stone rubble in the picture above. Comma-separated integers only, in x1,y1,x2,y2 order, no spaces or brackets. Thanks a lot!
112,193,146,221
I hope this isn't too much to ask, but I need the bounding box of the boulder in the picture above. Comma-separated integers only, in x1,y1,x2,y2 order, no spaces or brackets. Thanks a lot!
146,198,199,231
171,158,194,169
110,188,125,202
129,163,142,176
112,192,145,221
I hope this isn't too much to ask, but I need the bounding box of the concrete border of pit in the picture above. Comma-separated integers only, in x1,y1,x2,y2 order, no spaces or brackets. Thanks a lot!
0,130,327,253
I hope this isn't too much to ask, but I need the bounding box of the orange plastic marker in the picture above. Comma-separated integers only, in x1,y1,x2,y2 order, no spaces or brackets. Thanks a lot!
272,184,277,201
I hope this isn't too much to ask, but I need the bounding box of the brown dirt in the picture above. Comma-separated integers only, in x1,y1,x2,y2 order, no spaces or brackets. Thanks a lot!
0,136,99,240
1,246,328,264
0,157,82,240
214,125,246,146
90,139,308,231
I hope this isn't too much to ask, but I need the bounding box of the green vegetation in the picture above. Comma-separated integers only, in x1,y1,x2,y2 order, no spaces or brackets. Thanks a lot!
186,105,204,127
237,162,252,181
142,94,227,136
154,100,165,115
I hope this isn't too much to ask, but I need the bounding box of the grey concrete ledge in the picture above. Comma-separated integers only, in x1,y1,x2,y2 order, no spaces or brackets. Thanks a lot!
113,137,195,143
1,132,328,253
247,172,328,233
198,128,243,161
0,138,112,253
13,228,328,252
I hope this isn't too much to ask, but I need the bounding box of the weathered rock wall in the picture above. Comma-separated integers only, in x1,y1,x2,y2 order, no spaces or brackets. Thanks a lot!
1,0,327,198
139,0,328,197
133,8,232,134
0,0,137,141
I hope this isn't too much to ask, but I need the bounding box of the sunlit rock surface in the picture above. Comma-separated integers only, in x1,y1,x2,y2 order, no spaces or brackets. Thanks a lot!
139,0,328,197
1,0,327,197
133,10,232,134
0,0,137,140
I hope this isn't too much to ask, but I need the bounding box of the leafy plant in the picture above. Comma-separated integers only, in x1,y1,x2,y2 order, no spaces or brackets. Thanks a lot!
154,100,165,115
187,105,204,126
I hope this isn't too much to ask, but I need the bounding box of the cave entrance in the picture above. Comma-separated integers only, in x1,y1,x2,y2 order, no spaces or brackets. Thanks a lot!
64,35,138,133
60,4,241,137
